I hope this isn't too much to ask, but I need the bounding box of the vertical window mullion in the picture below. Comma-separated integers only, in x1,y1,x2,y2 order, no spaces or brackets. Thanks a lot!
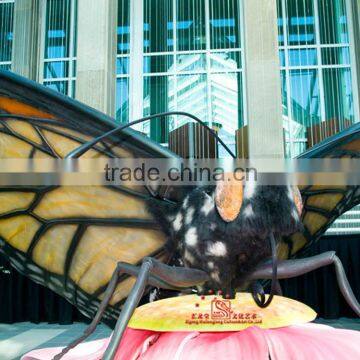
313,0,326,123
205,0,212,127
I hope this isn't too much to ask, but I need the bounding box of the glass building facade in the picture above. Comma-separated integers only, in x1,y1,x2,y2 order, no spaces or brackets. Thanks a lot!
115,0,243,153
278,0,357,158
0,0,14,71
1,0,357,156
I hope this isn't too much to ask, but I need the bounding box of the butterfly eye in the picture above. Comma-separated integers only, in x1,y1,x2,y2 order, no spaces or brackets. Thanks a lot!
292,186,303,216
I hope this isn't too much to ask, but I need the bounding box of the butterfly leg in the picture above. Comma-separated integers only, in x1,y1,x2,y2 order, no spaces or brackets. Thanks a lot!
52,261,127,360
102,257,209,360
54,257,208,360
249,251,360,317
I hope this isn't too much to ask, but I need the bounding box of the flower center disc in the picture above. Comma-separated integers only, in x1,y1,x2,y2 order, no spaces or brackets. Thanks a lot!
128,293,316,332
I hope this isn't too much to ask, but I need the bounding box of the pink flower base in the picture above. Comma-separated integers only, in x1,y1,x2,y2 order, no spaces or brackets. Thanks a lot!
22,323,360,360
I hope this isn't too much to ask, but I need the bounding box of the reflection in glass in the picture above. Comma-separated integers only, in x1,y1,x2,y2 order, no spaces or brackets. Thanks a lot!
210,72,242,153
177,74,208,119
323,68,354,126
289,69,321,140
176,53,206,72
209,0,241,49
282,69,320,157
210,51,241,71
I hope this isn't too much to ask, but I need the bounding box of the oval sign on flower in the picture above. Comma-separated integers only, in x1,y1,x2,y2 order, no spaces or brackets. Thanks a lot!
128,293,316,332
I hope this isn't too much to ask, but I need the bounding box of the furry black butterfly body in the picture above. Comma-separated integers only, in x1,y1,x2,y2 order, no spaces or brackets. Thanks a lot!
148,184,303,296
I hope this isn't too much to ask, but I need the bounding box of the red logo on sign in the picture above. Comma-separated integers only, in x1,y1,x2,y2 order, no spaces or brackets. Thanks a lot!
211,299,232,319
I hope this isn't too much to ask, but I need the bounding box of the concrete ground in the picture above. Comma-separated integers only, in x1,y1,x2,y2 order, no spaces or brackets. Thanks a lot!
0,319,359,360
0,322,111,360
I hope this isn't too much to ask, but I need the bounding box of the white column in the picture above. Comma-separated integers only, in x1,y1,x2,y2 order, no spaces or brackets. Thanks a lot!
76,0,117,116
129,0,144,121
242,0,284,159
12,0,43,80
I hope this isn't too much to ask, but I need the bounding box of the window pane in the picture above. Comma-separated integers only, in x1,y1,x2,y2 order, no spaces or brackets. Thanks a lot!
43,80,69,95
116,77,129,123
280,70,289,118
210,51,241,71
210,72,242,153
144,0,173,53
45,0,73,59
44,0,76,97
279,50,285,67
143,75,173,140
44,61,69,79
288,48,317,67
177,0,206,51
292,141,307,156
285,0,315,46
289,69,321,140
116,56,130,75
144,55,174,74
277,0,285,46
321,47,350,66
0,63,11,71
0,1,14,65
176,73,208,121
117,0,130,54
176,53,206,72
318,0,349,44
323,68,354,126
209,0,241,49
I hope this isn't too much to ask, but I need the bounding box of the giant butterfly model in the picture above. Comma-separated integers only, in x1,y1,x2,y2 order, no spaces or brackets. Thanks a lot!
0,71,359,360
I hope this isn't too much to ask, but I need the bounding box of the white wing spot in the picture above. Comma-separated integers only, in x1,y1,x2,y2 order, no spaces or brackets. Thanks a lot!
207,242,227,257
185,207,195,225
207,261,214,269
183,196,189,209
173,212,183,232
185,227,198,247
